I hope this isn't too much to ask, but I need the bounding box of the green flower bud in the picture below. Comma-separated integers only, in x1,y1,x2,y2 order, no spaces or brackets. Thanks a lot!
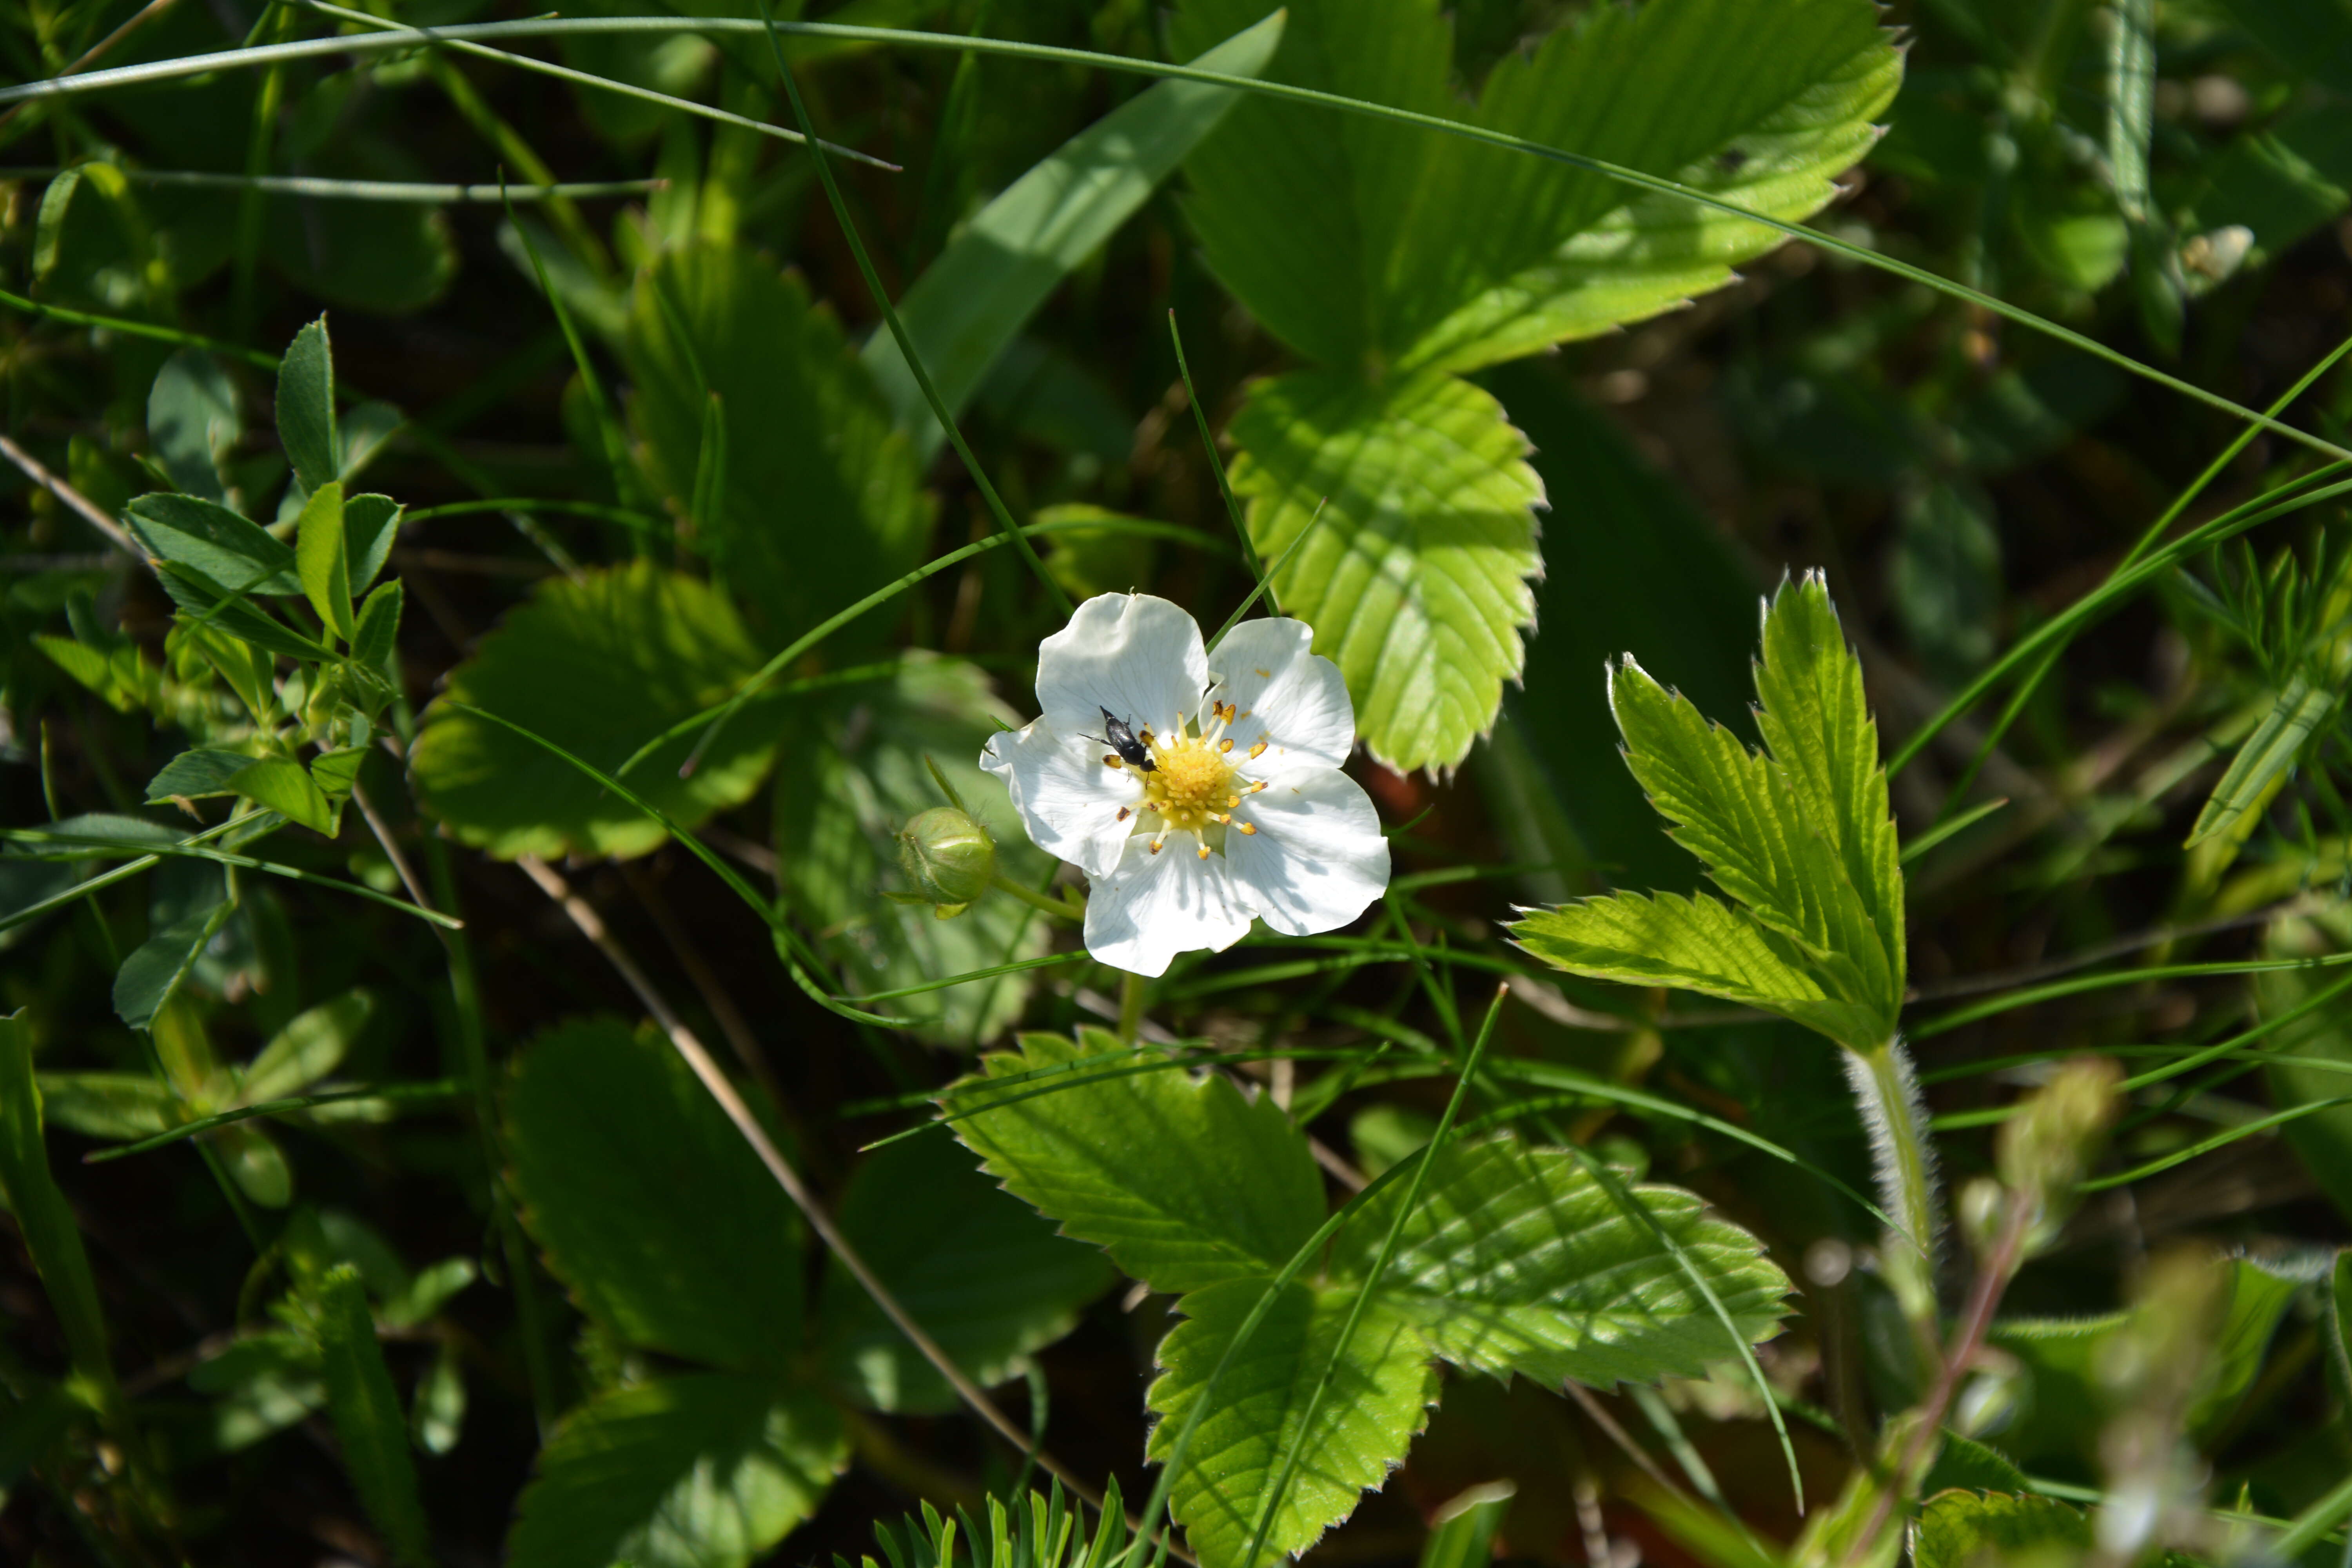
897,806,995,917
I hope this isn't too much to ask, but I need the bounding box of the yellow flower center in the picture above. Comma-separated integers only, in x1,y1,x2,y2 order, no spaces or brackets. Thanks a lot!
1141,729,1236,833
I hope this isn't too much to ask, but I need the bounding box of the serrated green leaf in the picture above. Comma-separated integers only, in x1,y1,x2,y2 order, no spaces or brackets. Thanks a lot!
123,492,301,597
626,245,929,650
817,1127,1114,1414
1913,1490,2091,1568
410,562,780,860
314,1264,434,1568
1330,1134,1790,1387
506,1376,845,1568
278,317,340,497
1227,368,1543,773
225,757,334,835
776,655,1051,1043
1145,1278,1435,1568
2189,671,2341,846
864,11,1284,466
1751,573,1905,1005
245,988,372,1102
1170,0,1897,375
1513,891,1887,1051
296,481,354,640
942,1028,1325,1294
1919,1432,2031,1497
506,1017,804,1372
147,348,238,504
0,1013,123,1407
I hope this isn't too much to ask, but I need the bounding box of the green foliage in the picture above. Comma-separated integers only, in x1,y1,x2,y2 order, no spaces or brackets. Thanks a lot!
863,11,1286,466
312,1265,436,1568
1912,1490,2091,1568
410,562,782,858
276,317,340,495
948,1030,1788,1567
506,1017,804,1372
1170,0,1900,770
147,348,239,502
774,656,1052,1040
818,1129,1114,1414
1146,1278,1436,1568
2259,902,2352,1217
0,1013,122,1411
1514,573,1905,1053
624,245,930,649
508,1376,846,1568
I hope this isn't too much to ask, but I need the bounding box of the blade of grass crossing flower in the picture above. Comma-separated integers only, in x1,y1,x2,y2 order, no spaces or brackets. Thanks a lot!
1202,501,1328,655
439,702,909,1028
1239,986,1506,1568
18,19,2350,472
1169,309,1267,598
750,0,1070,620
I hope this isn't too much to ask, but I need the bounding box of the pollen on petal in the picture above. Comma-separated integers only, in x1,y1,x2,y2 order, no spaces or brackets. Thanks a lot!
1248,741,1267,759
1219,739,1234,754
1116,806,1131,822
1104,754,1122,768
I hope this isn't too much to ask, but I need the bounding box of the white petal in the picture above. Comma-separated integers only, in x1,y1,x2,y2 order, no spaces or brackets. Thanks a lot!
979,720,1142,878
1083,833,1252,978
1034,593,1207,744
1225,766,1390,937
1207,617,1354,775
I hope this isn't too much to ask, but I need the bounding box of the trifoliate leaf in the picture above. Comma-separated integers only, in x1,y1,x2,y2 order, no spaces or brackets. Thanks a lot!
1227,369,1543,774
506,1376,846,1568
409,561,780,860
505,1017,804,1373
1145,1278,1435,1568
123,492,301,597
294,481,353,641
1329,1134,1790,1387
942,1028,1325,1294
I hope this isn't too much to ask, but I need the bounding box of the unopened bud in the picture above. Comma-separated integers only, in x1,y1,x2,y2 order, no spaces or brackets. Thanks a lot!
896,807,994,917
1998,1056,2123,1236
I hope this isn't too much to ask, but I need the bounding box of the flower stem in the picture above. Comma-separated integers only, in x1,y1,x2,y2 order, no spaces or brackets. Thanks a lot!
1117,971,1147,1045
990,874,1080,921
1841,1036,1942,1351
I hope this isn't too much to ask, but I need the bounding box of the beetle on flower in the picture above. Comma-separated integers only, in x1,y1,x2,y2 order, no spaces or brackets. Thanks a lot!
981,593,1391,977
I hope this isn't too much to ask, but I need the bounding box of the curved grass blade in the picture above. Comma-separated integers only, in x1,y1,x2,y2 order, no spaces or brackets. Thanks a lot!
2076,1092,2352,1191
5,826,465,928
83,1079,462,1163
0,165,663,200
11,17,2347,470
1169,309,1265,593
438,701,909,1028
1911,949,2352,1040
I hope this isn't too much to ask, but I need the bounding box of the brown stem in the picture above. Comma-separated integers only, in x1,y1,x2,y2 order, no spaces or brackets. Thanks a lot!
0,433,139,554
1846,1195,2035,1563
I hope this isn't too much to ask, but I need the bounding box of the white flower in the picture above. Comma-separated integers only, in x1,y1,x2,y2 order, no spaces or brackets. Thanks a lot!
980,593,1391,977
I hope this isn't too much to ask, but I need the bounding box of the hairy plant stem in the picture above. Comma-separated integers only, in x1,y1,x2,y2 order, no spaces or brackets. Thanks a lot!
1117,971,1147,1045
1840,1037,1942,1356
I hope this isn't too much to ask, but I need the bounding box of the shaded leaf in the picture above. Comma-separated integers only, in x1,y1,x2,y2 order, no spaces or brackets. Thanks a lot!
147,348,238,503
245,988,374,1102
154,559,330,662
2258,903,2352,1222
942,1028,1325,1294
0,1013,122,1403
123,492,301,597
506,1376,845,1568
1145,1278,1435,1568
410,562,779,860
505,1017,804,1372
626,245,929,649
2189,671,2341,847
1227,368,1543,774
775,655,1050,1043
864,11,1285,465
314,1264,435,1567
277,318,339,497
33,1073,176,1140
344,493,402,596
114,899,230,1031
1330,1134,1791,1387
351,579,405,678
147,748,263,804
818,1127,1114,1414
